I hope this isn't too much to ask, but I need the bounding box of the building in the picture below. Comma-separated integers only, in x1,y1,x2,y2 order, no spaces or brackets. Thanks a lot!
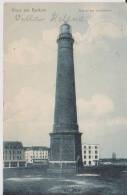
112,152,117,160
82,144,100,166
3,141,26,168
49,23,83,174
24,146,50,166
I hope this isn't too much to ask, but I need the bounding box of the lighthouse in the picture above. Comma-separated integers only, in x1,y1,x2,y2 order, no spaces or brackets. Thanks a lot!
49,23,83,174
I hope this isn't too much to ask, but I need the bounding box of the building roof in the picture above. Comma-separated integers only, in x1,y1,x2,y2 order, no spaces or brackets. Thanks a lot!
4,141,23,149
82,143,100,146
24,146,50,151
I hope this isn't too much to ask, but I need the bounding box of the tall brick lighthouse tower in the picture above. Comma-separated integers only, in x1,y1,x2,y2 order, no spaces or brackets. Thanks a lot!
49,23,83,174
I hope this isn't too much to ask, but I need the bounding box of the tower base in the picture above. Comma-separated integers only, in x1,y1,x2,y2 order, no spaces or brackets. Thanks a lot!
48,132,83,175
48,161,77,175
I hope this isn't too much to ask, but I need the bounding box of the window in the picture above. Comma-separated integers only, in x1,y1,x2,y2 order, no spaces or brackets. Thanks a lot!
89,161,91,165
95,155,98,159
84,146,86,149
89,150,91,154
84,155,86,159
84,161,86,165
84,150,86,154
95,150,98,154
89,146,91,149
89,156,91,159
95,146,98,149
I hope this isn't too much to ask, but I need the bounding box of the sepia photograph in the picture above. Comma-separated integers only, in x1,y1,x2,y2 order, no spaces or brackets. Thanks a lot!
3,2,127,194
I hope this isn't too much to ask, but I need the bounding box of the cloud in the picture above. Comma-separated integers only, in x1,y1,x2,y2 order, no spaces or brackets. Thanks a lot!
4,28,59,145
84,4,127,42
73,5,127,58
4,87,53,123
5,28,58,67
77,94,114,117
85,22,125,42
4,86,54,145
107,116,127,126
5,38,41,66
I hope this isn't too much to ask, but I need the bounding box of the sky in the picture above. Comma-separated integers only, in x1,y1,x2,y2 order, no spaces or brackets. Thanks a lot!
4,3,127,158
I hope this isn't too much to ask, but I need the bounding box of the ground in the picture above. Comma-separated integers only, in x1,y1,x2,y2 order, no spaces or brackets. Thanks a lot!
3,165,127,195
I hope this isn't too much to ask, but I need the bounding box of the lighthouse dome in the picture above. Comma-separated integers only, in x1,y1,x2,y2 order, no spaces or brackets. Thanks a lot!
60,23,71,34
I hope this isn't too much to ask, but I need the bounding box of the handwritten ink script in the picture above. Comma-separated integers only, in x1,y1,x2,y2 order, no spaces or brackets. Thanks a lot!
11,7,112,23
